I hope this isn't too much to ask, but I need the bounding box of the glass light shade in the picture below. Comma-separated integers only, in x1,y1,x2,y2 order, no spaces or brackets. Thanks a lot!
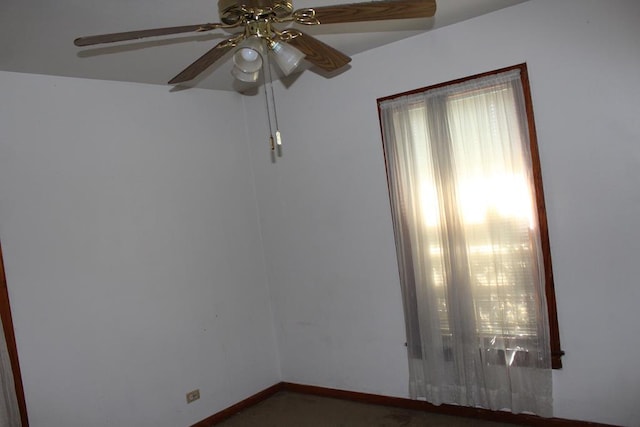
270,41,305,76
232,37,265,73
231,66,260,83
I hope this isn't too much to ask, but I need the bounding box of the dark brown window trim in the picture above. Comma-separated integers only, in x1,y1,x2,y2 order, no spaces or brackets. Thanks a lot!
377,63,564,369
0,241,30,426
518,64,564,369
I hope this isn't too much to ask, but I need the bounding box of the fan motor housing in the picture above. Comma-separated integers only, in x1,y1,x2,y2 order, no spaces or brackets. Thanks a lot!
218,0,293,24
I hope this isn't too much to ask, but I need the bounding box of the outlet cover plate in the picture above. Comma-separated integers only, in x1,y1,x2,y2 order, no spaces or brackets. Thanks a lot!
186,389,200,403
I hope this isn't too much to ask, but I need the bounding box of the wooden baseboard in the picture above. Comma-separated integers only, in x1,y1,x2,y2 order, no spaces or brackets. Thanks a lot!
190,383,284,427
193,381,617,427
281,382,616,427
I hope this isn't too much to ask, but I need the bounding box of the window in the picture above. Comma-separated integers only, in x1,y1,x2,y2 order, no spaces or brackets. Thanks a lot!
378,64,562,416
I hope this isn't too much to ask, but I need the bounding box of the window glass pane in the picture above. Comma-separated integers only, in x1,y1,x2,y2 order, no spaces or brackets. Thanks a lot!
446,84,540,340
397,80,544,342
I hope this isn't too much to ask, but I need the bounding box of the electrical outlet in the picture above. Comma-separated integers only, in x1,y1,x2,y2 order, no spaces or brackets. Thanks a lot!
186,389,200,404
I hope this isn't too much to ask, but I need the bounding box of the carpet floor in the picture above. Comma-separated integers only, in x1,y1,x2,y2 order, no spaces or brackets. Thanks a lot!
215,391,521,426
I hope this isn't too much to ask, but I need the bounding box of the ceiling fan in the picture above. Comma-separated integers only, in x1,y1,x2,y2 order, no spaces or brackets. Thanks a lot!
74,0,436,85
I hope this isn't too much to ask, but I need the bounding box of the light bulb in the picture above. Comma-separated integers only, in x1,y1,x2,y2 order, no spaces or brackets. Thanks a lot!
240,48,259,62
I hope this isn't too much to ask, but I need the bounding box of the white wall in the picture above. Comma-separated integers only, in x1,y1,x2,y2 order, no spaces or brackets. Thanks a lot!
246,1,640,425
0,72,280,427
2,1,639,425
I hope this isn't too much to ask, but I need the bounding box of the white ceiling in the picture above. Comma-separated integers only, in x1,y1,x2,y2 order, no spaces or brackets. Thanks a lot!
0,0,527,91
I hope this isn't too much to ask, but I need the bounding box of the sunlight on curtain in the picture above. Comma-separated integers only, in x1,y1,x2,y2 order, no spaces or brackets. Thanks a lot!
0,314,20,427
380,69,552,416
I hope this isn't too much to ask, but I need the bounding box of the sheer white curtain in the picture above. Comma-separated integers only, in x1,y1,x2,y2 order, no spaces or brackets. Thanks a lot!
0,314,20,427
380,69,552,416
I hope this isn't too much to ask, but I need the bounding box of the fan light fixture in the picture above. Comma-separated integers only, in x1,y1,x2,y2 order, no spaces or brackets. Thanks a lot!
230,36,304,82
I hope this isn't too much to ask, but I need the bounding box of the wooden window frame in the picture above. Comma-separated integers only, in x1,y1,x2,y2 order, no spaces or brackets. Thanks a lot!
0,242,30,425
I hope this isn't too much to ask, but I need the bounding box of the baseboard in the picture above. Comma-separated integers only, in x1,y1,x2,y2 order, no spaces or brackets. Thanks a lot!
193,381,617,427
190,383,284,427
281,382,616,427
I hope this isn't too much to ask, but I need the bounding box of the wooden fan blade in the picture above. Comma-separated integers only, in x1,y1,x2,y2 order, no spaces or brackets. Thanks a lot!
296,0,436,25
285,32,351,72
168,38,238,84
74,23,228,47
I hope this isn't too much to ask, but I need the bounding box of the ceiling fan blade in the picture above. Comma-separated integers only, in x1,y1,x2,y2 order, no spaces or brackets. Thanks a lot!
74,23,231,47
284,31,351,72
168,37,239,84
294,0,436,25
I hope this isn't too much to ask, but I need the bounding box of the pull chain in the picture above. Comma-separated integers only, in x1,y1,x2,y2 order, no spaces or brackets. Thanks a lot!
262,51,275,151
263,47,282,152
265,51,282,147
